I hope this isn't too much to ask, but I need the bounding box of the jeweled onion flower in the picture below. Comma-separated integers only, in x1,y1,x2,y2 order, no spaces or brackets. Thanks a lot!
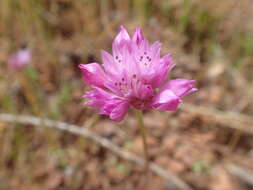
79,26,197,122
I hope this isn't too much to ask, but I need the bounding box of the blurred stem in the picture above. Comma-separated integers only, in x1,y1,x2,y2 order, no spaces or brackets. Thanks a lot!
135,109,149,171
133,0,149,25
229,131,242,151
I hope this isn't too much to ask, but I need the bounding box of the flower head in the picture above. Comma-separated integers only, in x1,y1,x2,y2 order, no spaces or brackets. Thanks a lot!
8,49,31,70
80,26,197,121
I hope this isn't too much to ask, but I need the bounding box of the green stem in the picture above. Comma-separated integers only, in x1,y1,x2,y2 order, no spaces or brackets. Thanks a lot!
135,109,149,171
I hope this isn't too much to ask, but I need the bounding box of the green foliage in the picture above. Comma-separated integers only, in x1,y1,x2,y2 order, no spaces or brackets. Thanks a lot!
58,83,72,107
24,66,39,84
234,34,253,68
179,0,191,33
132,0,152,23
191,160,211,174
50,83,72,119
0,95,15,112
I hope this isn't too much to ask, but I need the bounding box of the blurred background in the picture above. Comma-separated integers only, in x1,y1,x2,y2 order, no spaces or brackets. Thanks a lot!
0,0,253,189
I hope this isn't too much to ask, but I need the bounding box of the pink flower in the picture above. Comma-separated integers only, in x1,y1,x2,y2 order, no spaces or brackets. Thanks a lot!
80,26,197,121
8,49,31,70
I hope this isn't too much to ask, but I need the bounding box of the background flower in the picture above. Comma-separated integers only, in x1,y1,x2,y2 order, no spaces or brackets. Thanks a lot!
8,49,31,70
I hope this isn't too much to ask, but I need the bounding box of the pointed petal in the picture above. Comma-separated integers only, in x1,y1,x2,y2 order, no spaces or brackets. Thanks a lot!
152,78,197,111
112,26,131,58
162,79,197,97
100,98,129,122
132,28,144,45
104,78,123,96
121,46,140,77
100,99,120,115
109,101,129,122
84,87,115,108
138,39,149,53
149,41,161,60
185,88,198,96
114,26,130,45
147,54,175,88
79,63,106,88
101,50,119,75
152,89,182,111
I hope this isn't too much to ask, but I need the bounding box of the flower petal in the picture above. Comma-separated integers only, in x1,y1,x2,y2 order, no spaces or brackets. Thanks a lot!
114,26,130,45
84,87,115,108
101,50,122,75
135,84,154,100
9,49,31,69
112,26,131,59
147,54,175,88
79,63,106,88
109,101,129,122
162,79,197,97
100,98,129,122
17,49,31,64
132,28,144,46
152,89,182,111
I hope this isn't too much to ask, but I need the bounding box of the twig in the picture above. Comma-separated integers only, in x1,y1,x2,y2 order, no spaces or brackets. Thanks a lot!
0,113,193,190
226,164,253,186
180,103,253,135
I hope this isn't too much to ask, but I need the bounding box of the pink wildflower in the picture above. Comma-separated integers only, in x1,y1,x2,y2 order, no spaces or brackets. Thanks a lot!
8,49,31,70
80,26,197,121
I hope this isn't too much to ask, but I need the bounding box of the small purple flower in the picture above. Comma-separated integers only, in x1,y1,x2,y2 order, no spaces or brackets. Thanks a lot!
80,26,197,121
8,49,31,70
